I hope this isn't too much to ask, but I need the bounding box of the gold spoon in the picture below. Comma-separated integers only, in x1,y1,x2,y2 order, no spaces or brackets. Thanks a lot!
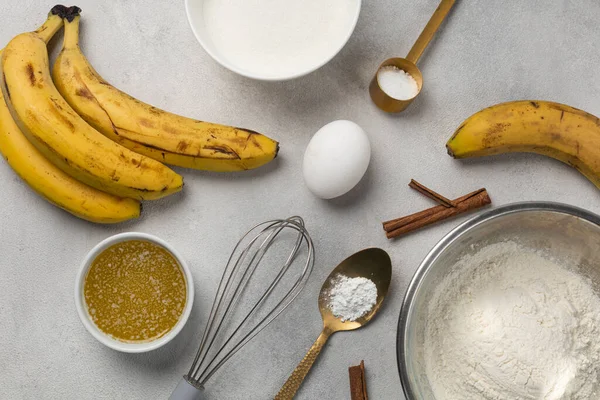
370,0,456,113
275,248,392,399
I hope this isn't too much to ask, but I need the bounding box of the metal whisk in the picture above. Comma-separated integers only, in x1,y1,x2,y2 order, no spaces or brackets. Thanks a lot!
170,217,314,400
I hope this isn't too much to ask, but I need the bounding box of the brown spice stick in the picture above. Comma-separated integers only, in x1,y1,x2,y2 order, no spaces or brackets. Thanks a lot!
348,360,368,400
384,189,491,239
409,179,456,208
383,188,486,232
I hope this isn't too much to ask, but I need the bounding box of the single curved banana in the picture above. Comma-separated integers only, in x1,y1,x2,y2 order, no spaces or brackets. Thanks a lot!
0,14,140,223
0,13,183,200
446,100,600,189
52,11,278,172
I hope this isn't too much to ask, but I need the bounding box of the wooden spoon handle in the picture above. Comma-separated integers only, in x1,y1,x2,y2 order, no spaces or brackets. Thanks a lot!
274,329,332,399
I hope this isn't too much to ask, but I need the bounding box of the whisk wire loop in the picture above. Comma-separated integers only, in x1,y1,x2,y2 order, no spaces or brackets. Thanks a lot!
184,217,314,387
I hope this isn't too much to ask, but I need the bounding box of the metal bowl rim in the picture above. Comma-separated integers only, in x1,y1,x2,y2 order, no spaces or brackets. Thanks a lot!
396,201,600,400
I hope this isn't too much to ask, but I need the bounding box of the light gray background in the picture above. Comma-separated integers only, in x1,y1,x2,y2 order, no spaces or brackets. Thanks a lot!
1,1,599,399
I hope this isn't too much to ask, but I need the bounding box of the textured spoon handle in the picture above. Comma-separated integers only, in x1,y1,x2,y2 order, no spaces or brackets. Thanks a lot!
275,329,331,400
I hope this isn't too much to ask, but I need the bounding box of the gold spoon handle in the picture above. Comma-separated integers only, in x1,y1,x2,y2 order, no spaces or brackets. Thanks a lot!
406,0,456,64
274,329,332,400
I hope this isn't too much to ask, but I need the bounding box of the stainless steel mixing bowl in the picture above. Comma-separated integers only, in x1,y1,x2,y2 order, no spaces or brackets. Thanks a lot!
397,202,600,399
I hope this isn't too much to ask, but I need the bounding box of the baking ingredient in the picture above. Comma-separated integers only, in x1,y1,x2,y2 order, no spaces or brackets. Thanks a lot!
0,13,183,200
202,0,357,78
425,241,600,400
53,10,279,172
377,66,419,100
447,100,600,190
383,183,491,239
84,240,187,343
348,360,369,400
276,248,390,399
0,17,140,224
409,179,455,208
327,274,377,322
303,120,370,199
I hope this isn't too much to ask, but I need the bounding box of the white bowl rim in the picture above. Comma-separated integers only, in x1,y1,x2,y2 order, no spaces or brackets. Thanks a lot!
184,0,362,81
74,232,195,353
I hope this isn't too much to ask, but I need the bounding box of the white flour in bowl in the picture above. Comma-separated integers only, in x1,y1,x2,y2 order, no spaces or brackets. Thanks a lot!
202,0,357,78
424,241,600,400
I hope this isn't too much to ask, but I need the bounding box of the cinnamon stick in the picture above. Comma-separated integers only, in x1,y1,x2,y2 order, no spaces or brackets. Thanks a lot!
383,188,491,239
348,360,368,400
409,179,456,208
383,188,486,231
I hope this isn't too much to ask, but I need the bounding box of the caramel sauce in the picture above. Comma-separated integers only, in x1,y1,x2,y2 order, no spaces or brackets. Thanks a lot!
84,240,186,343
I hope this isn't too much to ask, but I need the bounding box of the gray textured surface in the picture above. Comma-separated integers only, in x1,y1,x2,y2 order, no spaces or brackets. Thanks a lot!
1,1,599,399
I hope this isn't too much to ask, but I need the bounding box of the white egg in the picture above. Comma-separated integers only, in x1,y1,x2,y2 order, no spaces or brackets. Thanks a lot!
303,120,371,199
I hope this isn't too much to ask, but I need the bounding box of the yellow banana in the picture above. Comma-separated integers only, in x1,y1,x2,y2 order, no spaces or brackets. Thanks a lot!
0,13,140,223
53,11,279,172
0,13,183,200
446,100,600,189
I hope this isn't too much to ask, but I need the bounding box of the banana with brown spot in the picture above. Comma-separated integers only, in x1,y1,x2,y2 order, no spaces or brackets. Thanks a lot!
1,11,183,200
0,11,140,223
447,100,600,189
53,10,279,172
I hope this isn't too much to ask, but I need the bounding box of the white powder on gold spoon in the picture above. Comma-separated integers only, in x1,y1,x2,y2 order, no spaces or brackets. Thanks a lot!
377,66,419,100
327,274,377,322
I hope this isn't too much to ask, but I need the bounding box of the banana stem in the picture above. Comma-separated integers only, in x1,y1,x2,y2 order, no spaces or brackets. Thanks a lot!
63,14,82,49
34,13,64,44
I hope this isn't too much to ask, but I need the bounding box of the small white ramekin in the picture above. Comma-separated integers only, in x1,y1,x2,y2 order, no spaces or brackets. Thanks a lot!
75,232,194,353
184,0,362,81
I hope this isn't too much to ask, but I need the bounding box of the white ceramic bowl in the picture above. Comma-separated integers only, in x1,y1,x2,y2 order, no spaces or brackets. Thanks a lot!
184,0,362,81
75,232,194,353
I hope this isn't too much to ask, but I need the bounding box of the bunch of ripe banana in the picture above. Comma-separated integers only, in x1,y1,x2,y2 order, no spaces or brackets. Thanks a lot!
447,100,600,189
0,6,278,223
